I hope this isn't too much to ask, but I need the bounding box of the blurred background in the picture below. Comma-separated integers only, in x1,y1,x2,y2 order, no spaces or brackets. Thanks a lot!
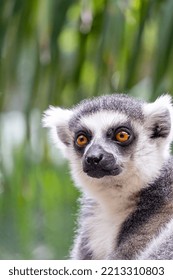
0,0,173,259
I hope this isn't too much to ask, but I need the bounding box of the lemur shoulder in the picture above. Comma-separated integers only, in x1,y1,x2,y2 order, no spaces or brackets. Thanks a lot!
43,93,173,260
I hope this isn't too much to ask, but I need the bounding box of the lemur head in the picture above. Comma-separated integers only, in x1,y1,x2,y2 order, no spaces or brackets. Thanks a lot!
43,94,173,193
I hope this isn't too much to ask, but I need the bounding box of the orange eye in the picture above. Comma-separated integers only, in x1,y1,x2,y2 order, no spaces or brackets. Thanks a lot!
76,135,88,147
115,131,130,143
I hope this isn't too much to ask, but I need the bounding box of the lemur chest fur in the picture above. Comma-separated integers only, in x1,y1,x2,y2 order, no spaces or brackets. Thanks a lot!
86,207,128,259
82,187,136,259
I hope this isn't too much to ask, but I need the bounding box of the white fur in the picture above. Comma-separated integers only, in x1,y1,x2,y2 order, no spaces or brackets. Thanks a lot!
71,186,137,260
42,106,73,157
131,122,168,186
83,207,127,259
80,111,128,137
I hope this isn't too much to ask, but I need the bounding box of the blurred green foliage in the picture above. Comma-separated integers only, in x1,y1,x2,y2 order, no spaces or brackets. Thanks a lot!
0,0,173,259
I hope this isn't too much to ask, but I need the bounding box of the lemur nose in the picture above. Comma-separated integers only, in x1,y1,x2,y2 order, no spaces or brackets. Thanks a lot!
86,154,103,165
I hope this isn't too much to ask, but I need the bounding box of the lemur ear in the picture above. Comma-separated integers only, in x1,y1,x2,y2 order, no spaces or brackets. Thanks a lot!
42,106,73,156
143,95,173,139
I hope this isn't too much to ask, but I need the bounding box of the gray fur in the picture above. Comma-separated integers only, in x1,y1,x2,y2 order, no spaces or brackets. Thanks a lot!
43,93,173,260
137,218,173,260
69,94,145,129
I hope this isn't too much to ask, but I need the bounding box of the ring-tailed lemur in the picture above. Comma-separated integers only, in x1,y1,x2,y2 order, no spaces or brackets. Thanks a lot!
43,93,173,260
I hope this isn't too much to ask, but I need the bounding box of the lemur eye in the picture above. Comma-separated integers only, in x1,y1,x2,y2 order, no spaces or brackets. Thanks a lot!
115,131,130,143
76,134,89,147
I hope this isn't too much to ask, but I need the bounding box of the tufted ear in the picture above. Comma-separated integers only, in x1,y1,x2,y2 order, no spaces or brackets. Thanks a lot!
42,106,73,156
143,95,173,141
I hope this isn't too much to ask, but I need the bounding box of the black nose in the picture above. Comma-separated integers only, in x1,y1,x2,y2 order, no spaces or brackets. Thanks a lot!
83,144,121,178
86,154,103,166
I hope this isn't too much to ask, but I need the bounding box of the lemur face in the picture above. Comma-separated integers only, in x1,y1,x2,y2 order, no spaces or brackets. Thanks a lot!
70,111,136,179
43,94,173,187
